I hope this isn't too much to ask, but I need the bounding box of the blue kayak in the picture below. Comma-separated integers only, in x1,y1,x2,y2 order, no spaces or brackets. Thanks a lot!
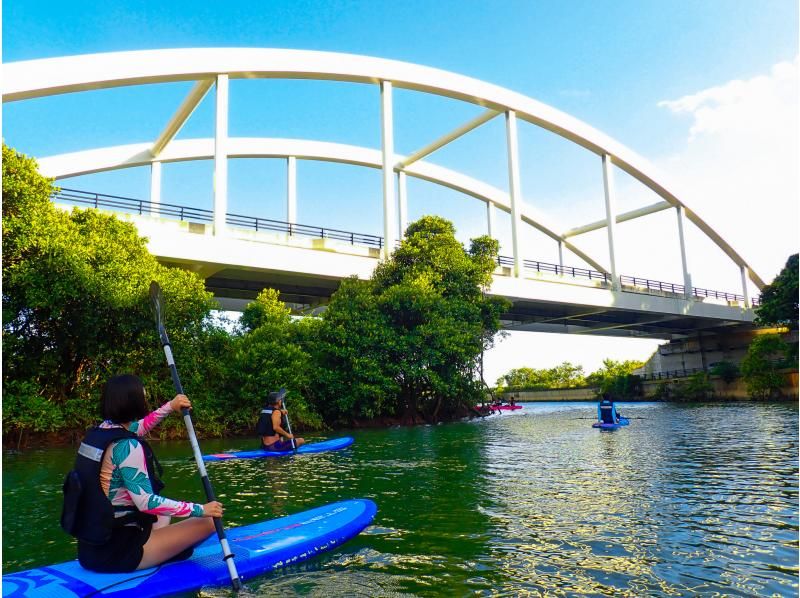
203,436,354,462
2,499,377,597
592,416,630,430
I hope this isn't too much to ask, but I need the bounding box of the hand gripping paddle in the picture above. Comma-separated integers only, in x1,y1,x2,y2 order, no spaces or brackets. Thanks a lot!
149,282,242,591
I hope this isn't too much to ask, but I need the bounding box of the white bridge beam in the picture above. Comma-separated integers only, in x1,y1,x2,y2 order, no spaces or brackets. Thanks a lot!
396,109,498,169
151,79,213,157
37,137,608,274
562,200,672,238
3,48,765,289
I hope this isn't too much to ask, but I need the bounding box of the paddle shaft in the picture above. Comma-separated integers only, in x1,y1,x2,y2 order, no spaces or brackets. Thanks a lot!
158,332,242,591
282,396,298,452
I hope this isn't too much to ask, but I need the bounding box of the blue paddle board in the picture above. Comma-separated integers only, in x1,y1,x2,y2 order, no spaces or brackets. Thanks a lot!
592,417,629,430
3,499,377,597
203,436,354,462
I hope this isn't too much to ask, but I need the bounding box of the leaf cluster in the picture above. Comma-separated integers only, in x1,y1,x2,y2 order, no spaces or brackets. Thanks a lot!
496,362,586,391
755,254,798,329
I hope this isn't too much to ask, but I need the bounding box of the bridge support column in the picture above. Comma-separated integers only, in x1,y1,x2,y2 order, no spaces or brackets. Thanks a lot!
380,81,396,257
486,200,495,238
601,154,620,290
214,74,229,236
675,205,693,298
287,156,297,224
150,161,161,215
558,240,564,268
398,170,408,238
740,265,750,308
505,111,523,277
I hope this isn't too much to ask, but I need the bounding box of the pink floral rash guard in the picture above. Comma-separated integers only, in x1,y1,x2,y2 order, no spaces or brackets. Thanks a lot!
98,402,204,519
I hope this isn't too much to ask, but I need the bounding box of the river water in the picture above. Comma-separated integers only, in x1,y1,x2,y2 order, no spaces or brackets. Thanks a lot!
3,401,798,597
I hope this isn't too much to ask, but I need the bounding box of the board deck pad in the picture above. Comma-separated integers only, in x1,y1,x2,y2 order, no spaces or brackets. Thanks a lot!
203,437,354,462
3,499,377,598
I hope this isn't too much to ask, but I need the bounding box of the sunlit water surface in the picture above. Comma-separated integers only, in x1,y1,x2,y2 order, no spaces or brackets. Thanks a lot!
3,401,798,596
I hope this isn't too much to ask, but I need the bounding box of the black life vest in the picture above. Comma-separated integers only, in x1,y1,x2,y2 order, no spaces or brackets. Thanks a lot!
61,426,164,546
256,408,276,436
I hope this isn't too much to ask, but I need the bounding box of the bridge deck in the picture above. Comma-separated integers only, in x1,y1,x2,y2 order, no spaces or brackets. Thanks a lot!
53,192,757,340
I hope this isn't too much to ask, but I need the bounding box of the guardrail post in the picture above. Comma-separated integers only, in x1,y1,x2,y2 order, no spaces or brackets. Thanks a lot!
601,154,620,291
287,156,297,225
675,205,693,299
740,265,751,308
505,111,524,278
150,161,161,216
213,74,229,237
486,200,495,239
398,170,408,239
380,81,397,259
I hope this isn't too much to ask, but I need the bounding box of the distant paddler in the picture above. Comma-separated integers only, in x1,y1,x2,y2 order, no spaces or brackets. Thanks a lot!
597,393,624,425
257,389,305,451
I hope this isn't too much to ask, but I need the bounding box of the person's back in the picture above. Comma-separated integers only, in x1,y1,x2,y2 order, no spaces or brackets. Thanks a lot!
597,394,618,424
61,374,222,573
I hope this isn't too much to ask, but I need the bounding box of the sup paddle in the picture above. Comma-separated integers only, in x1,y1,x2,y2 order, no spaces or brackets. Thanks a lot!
149,281,242,592
279,388,298,453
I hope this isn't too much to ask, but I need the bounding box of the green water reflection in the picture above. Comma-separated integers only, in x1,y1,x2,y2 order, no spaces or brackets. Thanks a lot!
3,402,798,596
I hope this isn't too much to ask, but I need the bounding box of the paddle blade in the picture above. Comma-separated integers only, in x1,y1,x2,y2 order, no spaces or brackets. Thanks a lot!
149,281,170,346
149,281,164,327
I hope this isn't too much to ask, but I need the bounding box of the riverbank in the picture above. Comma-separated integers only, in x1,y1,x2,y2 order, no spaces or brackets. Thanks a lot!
501,369,799,402
3,404,482,450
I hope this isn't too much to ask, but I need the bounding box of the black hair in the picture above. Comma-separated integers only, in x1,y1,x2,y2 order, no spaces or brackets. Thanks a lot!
102,374,149,424
265,389,287,407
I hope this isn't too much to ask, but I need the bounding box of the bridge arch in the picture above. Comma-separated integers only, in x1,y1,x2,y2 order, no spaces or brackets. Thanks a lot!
3,48,764,299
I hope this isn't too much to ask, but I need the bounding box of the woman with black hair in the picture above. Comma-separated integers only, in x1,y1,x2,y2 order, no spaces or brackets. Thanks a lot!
63,374,223,573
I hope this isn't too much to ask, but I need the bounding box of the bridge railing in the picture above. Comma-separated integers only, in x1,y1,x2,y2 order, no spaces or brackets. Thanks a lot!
498,255,610,282
619,274,757,306
53,187,757,306
639,367,706,381
54,188,383,248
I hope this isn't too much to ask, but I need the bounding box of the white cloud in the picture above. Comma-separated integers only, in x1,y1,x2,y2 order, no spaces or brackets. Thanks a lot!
656,56,799,287
485,58,799,382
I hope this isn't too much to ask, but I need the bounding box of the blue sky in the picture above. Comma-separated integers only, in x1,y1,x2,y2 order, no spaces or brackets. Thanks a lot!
4,1,798,379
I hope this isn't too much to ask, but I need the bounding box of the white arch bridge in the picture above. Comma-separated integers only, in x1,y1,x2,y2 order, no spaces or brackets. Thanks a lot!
4,49,763,339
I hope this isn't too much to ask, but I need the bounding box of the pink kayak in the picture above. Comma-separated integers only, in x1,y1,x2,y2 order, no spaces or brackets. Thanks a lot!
491,405,523,411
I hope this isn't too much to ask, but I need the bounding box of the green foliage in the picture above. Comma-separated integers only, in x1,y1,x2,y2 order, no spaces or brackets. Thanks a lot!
496,362,586,391
240,287,291,332
755,254,798,328
710,361,739,384
2,146,509,437
586,359,644,399
651,372,714,401
2,144,217,436
651,380,672,401
740,334,789,399
310,215,509,422
675,372,714,400
231,289,322,430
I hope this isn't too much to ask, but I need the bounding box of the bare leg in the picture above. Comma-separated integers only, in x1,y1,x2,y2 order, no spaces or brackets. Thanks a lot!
295,438,306,447
137,518,214,570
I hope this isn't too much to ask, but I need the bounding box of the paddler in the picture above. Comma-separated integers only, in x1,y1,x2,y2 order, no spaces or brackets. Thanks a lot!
60,374,222,573
256,389,305,451
597,393,622,424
